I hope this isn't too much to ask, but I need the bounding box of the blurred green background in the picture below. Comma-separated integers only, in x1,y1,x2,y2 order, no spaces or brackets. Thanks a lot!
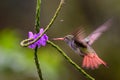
0,0,120,80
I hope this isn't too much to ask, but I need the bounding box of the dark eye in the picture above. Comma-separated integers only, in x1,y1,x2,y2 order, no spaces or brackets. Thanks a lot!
64,37,68,41
64,38,70,44
65,36,71,41
64,37,69,42
65,37,69,40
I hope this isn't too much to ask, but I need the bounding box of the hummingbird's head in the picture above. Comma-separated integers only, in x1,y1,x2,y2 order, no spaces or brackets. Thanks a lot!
64,35,74,41
63,35,74,44
53,35,74,42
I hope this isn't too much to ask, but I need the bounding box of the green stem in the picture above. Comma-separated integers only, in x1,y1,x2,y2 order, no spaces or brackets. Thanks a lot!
34,0,43,80
43,0,64,32
47,40,95,80
35,0,41,32
34,46,43,80
20,0,64,47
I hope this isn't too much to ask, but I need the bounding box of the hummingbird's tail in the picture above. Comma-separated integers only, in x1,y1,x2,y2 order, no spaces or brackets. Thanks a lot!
82,53,107,69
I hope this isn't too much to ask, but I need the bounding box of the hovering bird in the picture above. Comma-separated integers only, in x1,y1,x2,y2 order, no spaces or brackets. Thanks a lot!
53,19,112,69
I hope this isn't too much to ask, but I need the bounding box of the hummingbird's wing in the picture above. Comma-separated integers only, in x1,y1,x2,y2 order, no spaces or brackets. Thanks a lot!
72,28,88,48
84,19,112,45
72,27,85,42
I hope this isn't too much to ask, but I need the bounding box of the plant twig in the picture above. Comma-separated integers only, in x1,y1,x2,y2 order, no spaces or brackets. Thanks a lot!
20,0,64,47
34,46,43,80
35,0,41,32
47,40,95,80
34,0,43,80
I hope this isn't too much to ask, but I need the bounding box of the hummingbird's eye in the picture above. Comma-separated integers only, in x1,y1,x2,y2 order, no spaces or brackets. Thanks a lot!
64,37,71,45
64,36,70,41
65,37,68,40
64,37,70,43
64,35,74,41
64,37,68,41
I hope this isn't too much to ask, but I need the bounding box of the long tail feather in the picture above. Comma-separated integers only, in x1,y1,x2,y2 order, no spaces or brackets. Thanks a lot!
82,53,107,69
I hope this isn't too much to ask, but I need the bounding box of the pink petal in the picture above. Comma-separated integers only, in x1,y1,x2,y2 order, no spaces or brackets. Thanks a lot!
28,32,34,38
39,28,44,34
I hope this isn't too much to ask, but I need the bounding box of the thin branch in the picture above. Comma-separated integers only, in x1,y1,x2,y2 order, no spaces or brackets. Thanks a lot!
20,0,64,47
34,0,43,80
35,0,41,32
34,46,43,80
47,40,95,80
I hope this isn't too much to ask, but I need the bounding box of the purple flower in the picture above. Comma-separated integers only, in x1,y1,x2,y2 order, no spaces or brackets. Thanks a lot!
28,28,48,49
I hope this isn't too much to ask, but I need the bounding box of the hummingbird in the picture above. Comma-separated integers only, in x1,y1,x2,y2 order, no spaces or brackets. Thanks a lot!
53,19,112,69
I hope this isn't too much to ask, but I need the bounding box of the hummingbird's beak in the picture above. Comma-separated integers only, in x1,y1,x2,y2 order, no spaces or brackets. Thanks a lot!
52,37,64,41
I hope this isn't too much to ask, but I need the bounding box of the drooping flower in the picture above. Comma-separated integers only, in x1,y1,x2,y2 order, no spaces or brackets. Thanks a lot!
28,28,48,49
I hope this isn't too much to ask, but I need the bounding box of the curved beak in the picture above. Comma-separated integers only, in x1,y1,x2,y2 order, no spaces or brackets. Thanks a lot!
53,37,64,41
